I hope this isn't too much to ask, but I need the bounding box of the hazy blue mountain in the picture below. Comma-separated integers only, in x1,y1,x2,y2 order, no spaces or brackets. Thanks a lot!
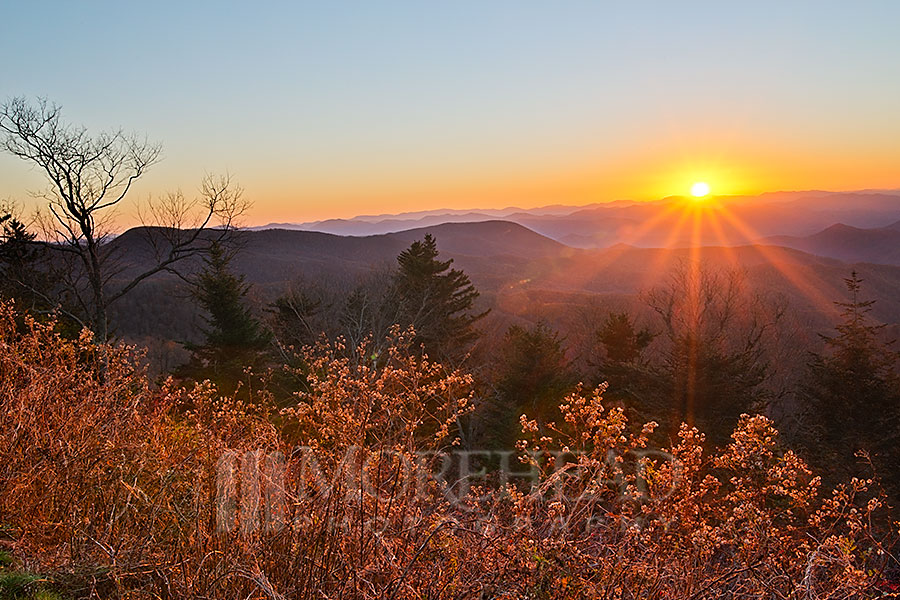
250,191,900,248
764,222,900,266
108,218,900,353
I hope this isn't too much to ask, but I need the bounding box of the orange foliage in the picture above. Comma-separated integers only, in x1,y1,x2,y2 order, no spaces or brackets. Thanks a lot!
0,303,895,598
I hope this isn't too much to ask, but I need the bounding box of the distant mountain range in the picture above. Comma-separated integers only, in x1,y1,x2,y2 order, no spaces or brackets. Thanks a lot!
111,212,900,349
763,220,900,266
251,190,900,249
113,220,568,286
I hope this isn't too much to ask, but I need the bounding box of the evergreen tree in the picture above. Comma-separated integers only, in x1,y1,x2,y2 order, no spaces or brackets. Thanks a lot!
187,242,270,378
0,212,39,302
498,321,575,420
0,211,74,331
802,271,900,493
592,311,658,420
393,234,487,363
597,312,655,364
481,321,576,450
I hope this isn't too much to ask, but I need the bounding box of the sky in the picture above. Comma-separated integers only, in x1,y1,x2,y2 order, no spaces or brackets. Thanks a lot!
2,1,900,227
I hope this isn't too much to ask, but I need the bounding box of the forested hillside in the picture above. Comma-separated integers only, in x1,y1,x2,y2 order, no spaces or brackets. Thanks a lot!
99,222,900,388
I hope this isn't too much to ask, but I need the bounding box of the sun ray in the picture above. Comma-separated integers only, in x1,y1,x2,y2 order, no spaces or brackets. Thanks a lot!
714,205,839,316
619,200,685,246
703,206,742,270
638,203,694,289
534,200,695,297
684,203,705,428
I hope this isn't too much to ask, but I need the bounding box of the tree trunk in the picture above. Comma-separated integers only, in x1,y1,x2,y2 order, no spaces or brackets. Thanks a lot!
85,233,108,343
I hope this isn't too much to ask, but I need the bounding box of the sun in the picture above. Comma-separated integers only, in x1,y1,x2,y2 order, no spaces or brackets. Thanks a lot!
690,182,710,198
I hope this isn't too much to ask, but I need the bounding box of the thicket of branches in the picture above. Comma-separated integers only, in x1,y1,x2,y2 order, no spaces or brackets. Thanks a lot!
0,302,896,599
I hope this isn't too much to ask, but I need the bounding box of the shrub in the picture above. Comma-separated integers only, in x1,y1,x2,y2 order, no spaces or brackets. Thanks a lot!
0,303,894,598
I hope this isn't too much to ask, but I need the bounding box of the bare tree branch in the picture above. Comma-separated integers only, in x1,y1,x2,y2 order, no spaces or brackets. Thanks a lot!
0,97,247,342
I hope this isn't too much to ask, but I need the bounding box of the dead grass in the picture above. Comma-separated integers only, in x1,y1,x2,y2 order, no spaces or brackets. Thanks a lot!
0,304,895,598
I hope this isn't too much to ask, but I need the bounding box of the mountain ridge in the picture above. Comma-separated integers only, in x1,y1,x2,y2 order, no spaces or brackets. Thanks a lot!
763,221,900,266
248,190,900,249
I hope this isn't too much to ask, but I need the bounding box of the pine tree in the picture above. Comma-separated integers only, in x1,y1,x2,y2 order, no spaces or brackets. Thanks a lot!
0,211,68,328
393,234,487,363
803,271,900,492
0,212,39,302
596,312,655,365
497,321,574,420
188,242,270,377
478,321,576,451
592,311,658,421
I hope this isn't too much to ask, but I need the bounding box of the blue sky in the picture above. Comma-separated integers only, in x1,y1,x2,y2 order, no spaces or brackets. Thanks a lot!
2,1,900,224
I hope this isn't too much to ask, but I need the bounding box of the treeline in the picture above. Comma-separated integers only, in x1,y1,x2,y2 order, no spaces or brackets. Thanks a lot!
73,218,894,500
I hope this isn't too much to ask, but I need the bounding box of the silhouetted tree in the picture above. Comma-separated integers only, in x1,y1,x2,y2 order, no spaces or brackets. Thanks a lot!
268,286,325,351
478,321,576,450
645,265,782,446
0,97,246,341
596,312,655,364
187,242,270,379
0,208,84,333
339,273,402,355
802,271,900,493
500,321,575,420
268,270,404,366
0,211,39,303
393,234,487,363
591,311,658,416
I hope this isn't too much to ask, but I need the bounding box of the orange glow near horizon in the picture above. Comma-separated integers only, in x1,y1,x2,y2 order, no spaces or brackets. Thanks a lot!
4,139,900,228
240,148,900,226
625,195,841,321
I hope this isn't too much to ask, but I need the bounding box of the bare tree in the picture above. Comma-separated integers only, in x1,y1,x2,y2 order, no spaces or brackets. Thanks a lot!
643,263,786,444
0,97,247,341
